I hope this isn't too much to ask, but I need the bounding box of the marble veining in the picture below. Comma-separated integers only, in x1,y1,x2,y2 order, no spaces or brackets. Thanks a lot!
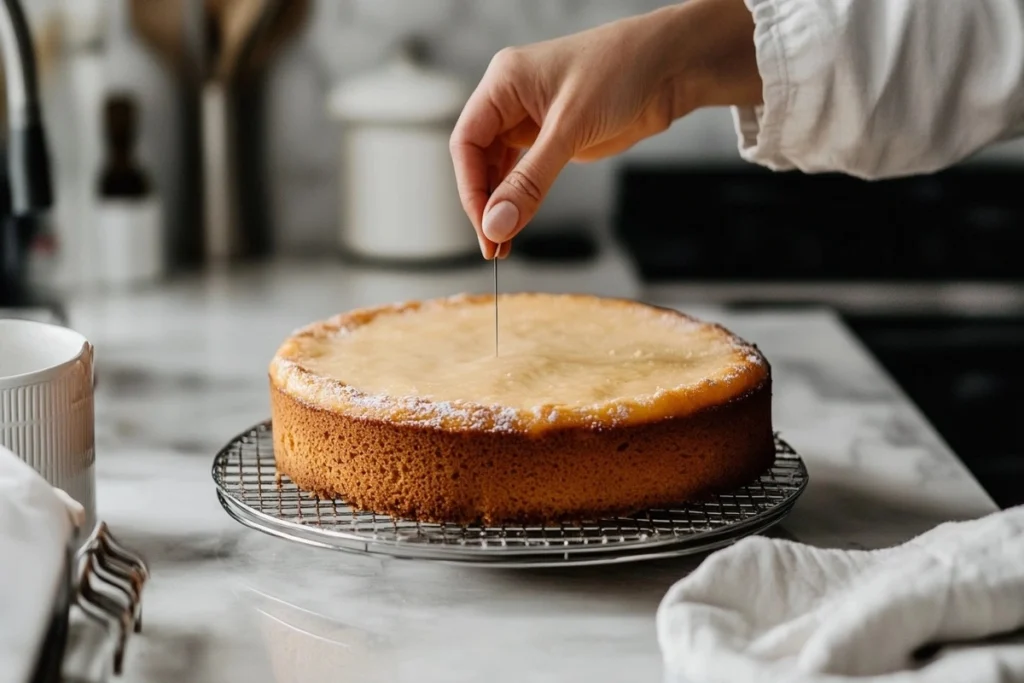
60,256,997,683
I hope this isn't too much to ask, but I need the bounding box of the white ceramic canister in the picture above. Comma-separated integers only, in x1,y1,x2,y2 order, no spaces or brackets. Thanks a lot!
327,40,477,263
0,320,96,535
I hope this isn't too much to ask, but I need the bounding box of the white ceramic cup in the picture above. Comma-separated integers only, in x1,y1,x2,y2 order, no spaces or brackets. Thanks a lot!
0,320,96,534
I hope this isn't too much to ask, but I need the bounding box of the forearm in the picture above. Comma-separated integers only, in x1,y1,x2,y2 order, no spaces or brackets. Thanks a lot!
642,0,764,117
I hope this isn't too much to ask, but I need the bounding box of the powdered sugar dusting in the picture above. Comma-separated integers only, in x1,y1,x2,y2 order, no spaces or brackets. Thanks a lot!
275,350,768,434
290,363,524,432
273,294,771,433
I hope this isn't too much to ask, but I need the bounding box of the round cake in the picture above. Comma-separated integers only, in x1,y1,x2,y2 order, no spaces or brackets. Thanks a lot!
269,293,774,524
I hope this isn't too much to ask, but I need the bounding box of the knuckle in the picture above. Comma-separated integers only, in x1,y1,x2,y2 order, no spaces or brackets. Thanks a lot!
503,167,544,205
449,129,475,160
545,110,578,141
489,46,522,73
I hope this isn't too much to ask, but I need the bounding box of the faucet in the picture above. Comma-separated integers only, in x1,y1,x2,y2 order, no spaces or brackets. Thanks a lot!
0,0,52,216
0,0,53,310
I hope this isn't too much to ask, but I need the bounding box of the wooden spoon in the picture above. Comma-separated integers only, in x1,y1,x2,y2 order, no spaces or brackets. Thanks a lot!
205,0,264,83
200,0,267,261
129,0,190,77
234,0,309,85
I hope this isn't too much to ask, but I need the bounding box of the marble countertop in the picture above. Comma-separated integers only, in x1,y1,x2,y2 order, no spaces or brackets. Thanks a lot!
61,252,997,683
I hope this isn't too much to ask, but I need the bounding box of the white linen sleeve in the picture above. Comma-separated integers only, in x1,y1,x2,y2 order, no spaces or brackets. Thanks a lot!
732,0,1024,179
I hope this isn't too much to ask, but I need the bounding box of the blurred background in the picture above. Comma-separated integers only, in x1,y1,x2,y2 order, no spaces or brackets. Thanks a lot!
0,0,1021,506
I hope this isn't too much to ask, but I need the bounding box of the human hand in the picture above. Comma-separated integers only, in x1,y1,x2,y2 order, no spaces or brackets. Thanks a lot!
450,0,761,259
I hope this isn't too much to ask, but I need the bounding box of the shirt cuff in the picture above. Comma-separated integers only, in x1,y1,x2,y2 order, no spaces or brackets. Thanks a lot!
731,0,827,171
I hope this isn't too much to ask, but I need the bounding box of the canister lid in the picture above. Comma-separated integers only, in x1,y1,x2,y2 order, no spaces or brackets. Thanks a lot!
327,37,469,124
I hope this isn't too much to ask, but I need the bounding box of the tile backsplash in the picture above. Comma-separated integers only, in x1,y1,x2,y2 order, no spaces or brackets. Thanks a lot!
265,0,742,252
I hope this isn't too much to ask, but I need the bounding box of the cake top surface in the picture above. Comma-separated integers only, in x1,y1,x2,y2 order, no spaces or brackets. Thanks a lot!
270,293,769,433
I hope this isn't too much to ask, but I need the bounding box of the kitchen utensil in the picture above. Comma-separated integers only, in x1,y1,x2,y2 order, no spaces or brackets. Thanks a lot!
227,0,307,259
72,522,150,675
201,0,307,262
233,0,306,84
494,259,499,355
200,0,255,263
129,0,207,268
128,0,192,78
130,0,306,264
207,0,266,81
212,421,808,568
201,76,236,262
209,0,306,81
0,319,96,535
201,0,279,263
52,522,150,681
328,38,478,264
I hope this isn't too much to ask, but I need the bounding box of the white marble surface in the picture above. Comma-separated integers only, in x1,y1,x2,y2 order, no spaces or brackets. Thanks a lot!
61,251,997,683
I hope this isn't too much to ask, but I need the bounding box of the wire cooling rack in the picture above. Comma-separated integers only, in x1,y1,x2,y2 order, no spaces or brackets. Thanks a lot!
212,421,808,567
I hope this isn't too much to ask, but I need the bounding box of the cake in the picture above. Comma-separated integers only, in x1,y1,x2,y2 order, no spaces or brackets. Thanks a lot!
268,293,774,524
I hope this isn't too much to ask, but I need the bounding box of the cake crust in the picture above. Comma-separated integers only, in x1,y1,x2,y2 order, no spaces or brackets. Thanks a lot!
268,293,775,524
269,293,770,434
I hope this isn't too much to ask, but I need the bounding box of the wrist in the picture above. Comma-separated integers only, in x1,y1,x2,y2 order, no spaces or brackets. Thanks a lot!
646,0,763,116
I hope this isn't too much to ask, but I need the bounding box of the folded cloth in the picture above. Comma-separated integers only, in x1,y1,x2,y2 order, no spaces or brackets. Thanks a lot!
0,446,82,683
657,507,1024,683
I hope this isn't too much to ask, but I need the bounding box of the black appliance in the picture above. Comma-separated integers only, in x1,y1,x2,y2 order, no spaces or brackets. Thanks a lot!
614,163,1024,509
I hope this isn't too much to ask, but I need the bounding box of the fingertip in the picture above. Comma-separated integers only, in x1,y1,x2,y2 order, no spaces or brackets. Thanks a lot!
482,200,521,243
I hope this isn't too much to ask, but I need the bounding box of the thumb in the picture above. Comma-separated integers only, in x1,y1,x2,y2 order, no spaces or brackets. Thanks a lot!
482,126,573,243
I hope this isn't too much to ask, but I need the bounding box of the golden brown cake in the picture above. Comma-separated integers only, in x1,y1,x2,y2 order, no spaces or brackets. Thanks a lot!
268,293,774,524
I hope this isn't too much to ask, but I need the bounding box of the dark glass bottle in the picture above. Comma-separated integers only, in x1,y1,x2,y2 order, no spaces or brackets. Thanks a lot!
94,93,165,289
98,94,150,200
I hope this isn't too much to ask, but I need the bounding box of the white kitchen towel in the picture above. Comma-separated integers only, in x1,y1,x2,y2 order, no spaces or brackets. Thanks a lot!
0,446,82,683
657,507,1024,683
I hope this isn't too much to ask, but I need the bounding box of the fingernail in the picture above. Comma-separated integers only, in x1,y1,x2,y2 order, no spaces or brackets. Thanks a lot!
482,201,519,242
476,232,490,259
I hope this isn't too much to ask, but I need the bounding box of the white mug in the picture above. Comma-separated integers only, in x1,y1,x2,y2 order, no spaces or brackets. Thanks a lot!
0,319,96,534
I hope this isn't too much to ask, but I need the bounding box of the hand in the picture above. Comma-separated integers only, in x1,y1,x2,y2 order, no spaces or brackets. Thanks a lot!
450,0,762,259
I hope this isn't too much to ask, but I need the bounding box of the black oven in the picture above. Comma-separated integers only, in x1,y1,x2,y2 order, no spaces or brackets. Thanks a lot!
614,163,1024,509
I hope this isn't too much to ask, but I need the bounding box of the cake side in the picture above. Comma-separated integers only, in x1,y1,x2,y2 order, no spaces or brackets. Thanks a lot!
270,376,775,525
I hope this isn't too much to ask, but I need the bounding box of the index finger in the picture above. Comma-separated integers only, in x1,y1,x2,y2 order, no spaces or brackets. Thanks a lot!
450,72,527,257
